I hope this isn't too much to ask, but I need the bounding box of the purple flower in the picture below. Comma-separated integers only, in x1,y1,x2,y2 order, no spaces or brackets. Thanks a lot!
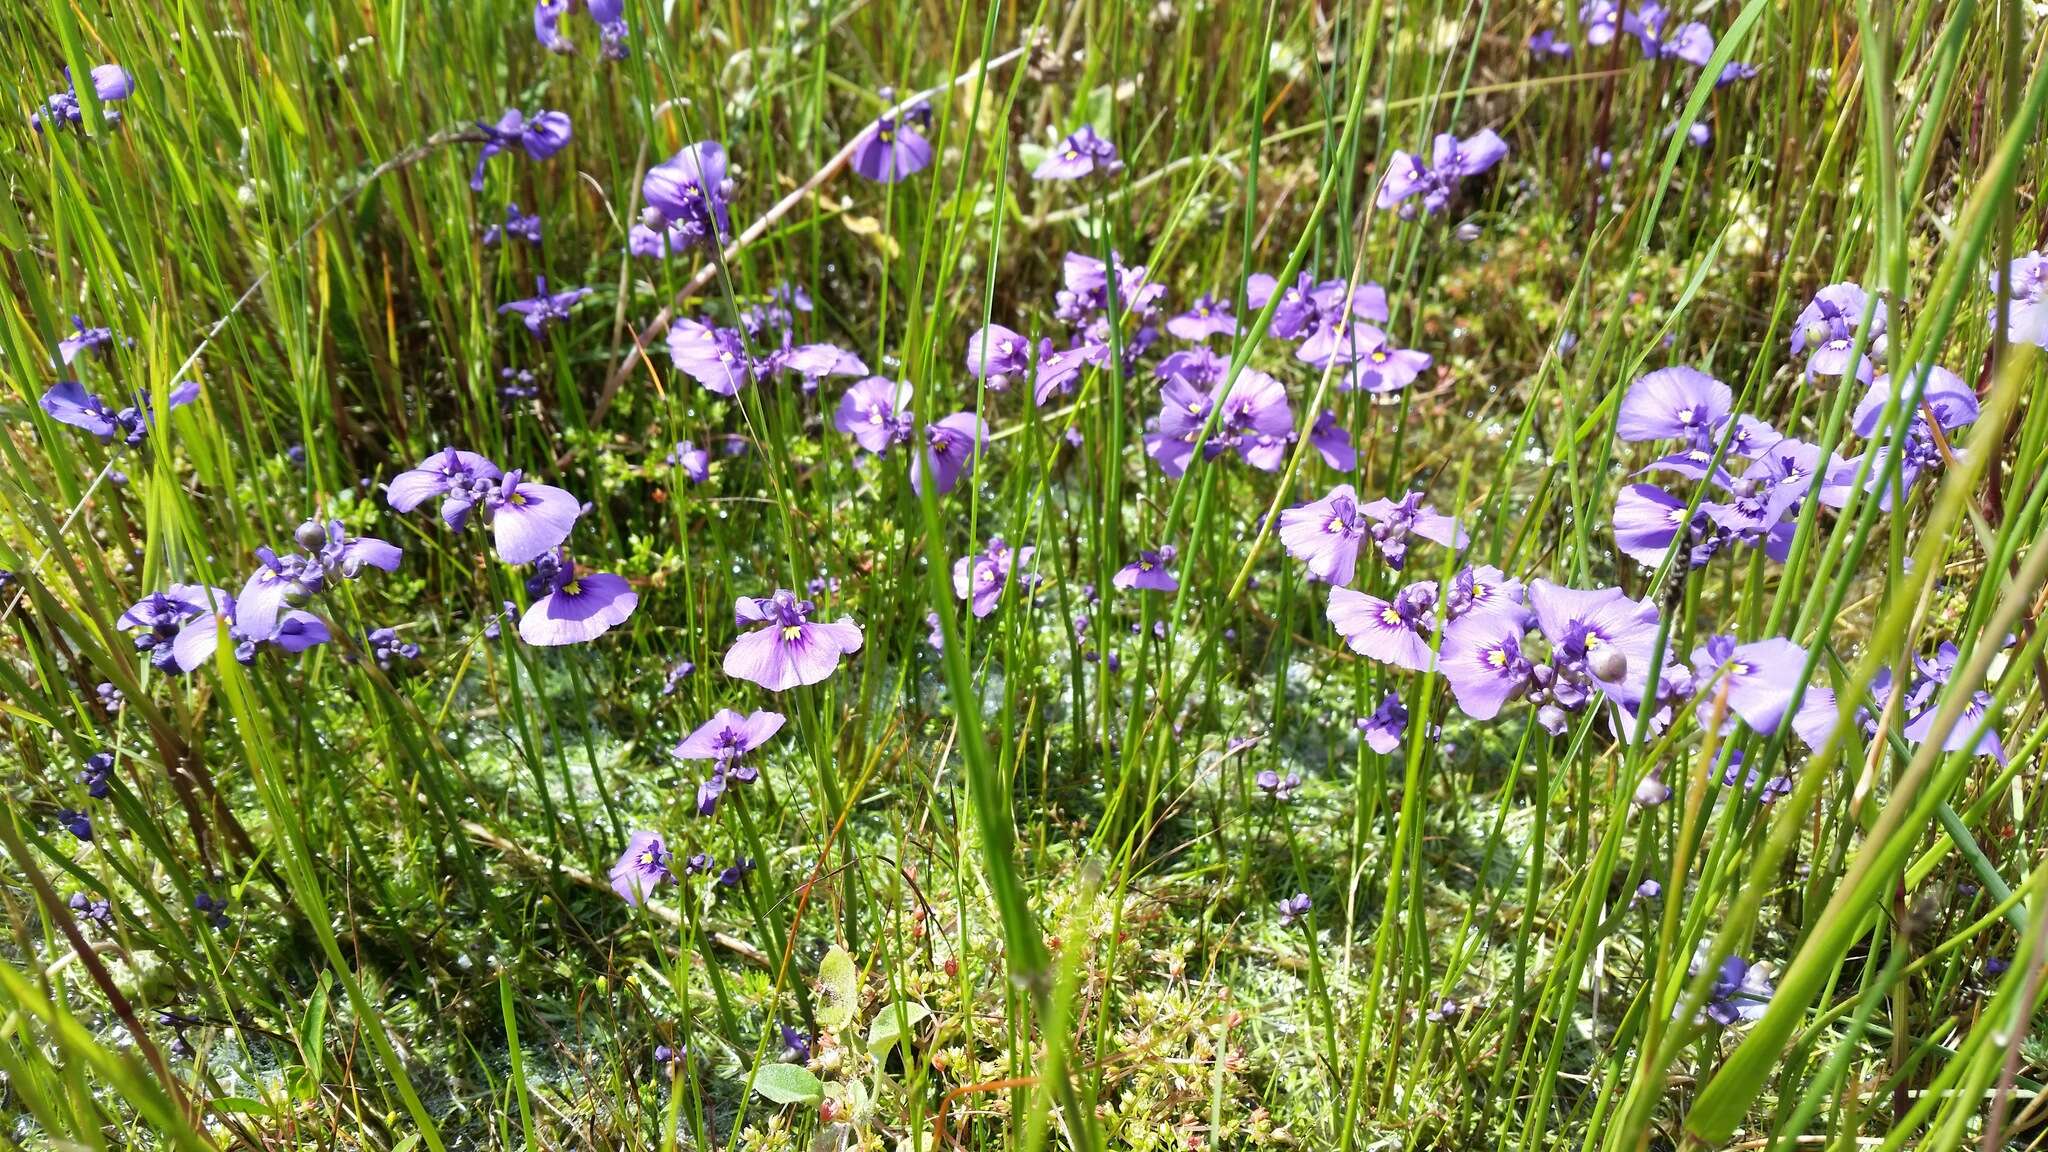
723,589,863,691
169,591,333,672
1341,330,1434,394
1850,366,1979,439
57,316,116,365
1247,273,1388,339
667,319,757,396
70,891,113,925
914,413,986,496
483,202,543,247
1217,369,1294,471
471,109,573,191
119,584,226,670
780,342,868,388
1328,584,1438,671
1717,61,1758,86
1359,491,1467,570
30,65,134,133
518,548,637,646
1308,411,1356,471
534,0,572,50
779,1024,812,1062
1991,251,2048,348
499,277,589,338
1527,580,1662,703
835,377,915,454
718,857,755,887
850,89,933,183
1279,485,1369,585
1165,295,1237,341
1894,643,2006,762
1618,367,1733,444
1691,635,1809,735
1358,693,1409,753
673,708,786,765
1446,565,1529,627
1792,283,1887,383
1032,125,1122,180
1144,372,1213,478
666,441,710,484
365,627,421,667
80,751,115,798
41,378,200,446
387,448,505,529
965,324,1032,389
233,522,402,641
57,808,92,842
953,537,1034,618
1581,0,1623,43
1112,547,1178,593
1528,29,1572,57
661,659,696,695
1376,131,1508,216
1624,2,1715,64
1439,613,1534,719
641,142,732,249
1276,892,1313,927
1691,945,1774,1026
536,0,629,57
486,471,584,564
610,831,672,905
1612,482,1708,568
1255,769,1300,801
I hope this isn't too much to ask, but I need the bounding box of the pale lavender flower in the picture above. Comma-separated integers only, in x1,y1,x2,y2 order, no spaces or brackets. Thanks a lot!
1113,547,1178,593
850,88,933,183
673,708,785,765
611,831,672,904
483,202,543,246
1359,491,1467,570
1308,411,1356,471
966,324,1032,389
1358,693,1409,753
1792,283,1887,383
641,141,731,249
953,537,1033,618
835,377,915,454
498,277,589,337
1328,584,1439,671
1279,484,1370,585
518,548,637,646
723,589,863,691
1625,2,1715,64
1276,893,1312,927
666,440,710,484
667,318,757,396
1166,294,1237,341
1691,635,1809,735
57,316,115,365
914,413,986,496
1033,125,1122,180
1438,612,1534,719
1991,251,2048,348
471,109,573,191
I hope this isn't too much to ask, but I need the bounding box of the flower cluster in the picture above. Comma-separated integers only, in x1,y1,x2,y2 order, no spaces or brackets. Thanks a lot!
534,0,630,59
30,65,134,133
387,449,636,646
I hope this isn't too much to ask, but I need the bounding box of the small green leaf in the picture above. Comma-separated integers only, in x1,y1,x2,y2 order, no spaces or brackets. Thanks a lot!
817,946,859,1033
751,1062,824,1106
866,1001,931,1056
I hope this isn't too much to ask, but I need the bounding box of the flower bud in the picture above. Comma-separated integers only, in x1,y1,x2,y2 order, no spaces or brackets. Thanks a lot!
281,580,315,607
1590,647,1628,683
294,519,328,551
